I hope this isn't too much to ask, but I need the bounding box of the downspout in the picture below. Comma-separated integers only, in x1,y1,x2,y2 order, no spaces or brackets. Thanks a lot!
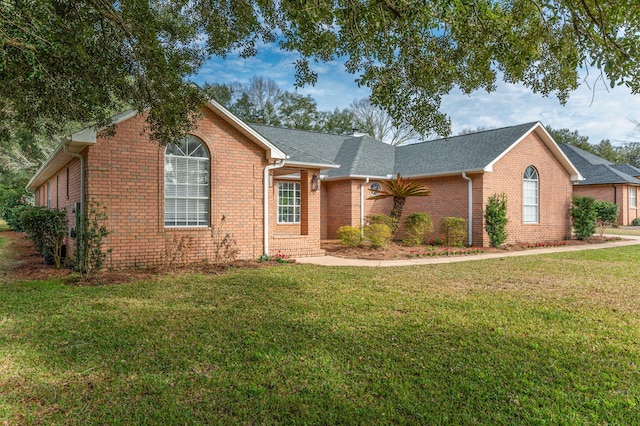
263,159,286,256
63,143,85,261
360,177,370,238
461,172,473,246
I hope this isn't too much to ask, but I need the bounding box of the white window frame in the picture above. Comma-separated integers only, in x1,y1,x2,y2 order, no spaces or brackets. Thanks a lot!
523,166,539,224
277,181,301,224
164,135,210,228
630,187,637,209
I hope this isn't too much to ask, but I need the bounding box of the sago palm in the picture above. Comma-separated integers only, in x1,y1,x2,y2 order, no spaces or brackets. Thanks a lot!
368,174,431,235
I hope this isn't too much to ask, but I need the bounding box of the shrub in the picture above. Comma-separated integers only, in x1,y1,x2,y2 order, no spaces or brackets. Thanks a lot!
484,193,508,247
403,212,433,246
570,195,597,241
76,200,110,274
632,217,640,226
19,206,68,268
337,225,362,247
594,201,619,238
364,223,392,249
0,188,29,232
367,214,398,231
440,217,467,247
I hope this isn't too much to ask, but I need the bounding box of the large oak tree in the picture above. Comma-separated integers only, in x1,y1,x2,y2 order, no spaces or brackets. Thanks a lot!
2,0,639,145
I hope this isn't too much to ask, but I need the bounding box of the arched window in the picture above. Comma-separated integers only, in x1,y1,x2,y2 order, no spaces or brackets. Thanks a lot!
164,135,210,227
523,166,539,223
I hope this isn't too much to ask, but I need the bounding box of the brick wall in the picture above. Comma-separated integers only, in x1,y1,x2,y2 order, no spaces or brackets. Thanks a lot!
483,132,573,244
30,109,321,269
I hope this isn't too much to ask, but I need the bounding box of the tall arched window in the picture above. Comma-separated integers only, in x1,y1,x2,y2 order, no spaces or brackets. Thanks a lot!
164,135,210,227
523,166,539,223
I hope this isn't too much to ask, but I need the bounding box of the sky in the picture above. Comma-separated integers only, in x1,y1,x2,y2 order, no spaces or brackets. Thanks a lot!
193,45,640,145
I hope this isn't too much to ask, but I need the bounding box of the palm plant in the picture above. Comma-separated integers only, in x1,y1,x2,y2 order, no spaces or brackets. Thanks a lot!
368,174,431,235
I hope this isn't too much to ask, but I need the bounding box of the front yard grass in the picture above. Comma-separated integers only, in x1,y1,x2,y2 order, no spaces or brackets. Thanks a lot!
1,246,639,424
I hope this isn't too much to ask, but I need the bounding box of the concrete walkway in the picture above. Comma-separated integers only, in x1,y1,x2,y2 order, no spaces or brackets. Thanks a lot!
295,234,640,267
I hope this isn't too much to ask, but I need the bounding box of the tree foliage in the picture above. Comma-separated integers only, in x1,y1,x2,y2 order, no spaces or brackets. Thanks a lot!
3,1,640,146
594,200,619,238
570,195,598,241
484,193,508,248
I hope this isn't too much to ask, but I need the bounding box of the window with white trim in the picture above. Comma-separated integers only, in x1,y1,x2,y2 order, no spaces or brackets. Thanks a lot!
164,135,210,227
630,187,637,209
278,182,300,223
523,166,539,223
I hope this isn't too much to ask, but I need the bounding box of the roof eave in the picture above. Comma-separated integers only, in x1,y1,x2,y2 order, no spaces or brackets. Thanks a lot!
284,160,340,170
205,99,287,160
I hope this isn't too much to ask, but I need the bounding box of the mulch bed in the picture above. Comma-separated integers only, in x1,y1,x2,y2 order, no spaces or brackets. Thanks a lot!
321,236,620,260
1,231,288,286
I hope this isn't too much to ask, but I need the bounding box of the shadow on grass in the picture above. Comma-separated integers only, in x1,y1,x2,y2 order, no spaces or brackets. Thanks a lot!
1,268,639,424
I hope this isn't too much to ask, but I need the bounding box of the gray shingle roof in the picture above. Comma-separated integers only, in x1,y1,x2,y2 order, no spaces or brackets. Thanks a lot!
559,144,640,185
251,122,557,179
394,122,538,176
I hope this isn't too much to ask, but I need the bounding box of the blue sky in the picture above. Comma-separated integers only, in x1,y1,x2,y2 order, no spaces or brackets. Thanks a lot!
193,45,640,145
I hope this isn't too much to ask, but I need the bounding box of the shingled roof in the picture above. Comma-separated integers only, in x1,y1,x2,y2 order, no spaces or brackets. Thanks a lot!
559,144,640,185
251,122,581,181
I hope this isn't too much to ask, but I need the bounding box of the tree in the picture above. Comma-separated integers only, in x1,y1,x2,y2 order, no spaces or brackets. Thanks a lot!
594,201,619,238
316,108,356,135
4,1,640,145
350,98,419,146
594,139,625,163
368,174,431,236
547,128,595,153
278,92,319,130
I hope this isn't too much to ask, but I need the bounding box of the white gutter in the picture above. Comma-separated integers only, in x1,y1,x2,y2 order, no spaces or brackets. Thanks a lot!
461,172,473,246
360,177,370,238
263,159,286,256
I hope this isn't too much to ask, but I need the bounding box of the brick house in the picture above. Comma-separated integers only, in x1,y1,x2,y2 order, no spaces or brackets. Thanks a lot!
28,100,581,269
253,122,582,246
559,144,640,225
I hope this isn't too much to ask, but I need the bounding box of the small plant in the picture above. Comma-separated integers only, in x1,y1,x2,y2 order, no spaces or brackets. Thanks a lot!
211,215,239,266
257,252,293,263
163,235,193,269
484,193,508,247
440,217,467,247
364,223,392,249
19,206,67,268
632,218,640,226
570,195,597,241
594,201,619,238
337,225,362,247
367,214,398,231
76,200,110,274
403,212,433,246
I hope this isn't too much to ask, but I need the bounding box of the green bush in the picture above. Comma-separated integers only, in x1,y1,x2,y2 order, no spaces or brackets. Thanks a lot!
19,206,68,268
484,193,508,247
440,217,467,247
632,218,640,226
570,195,597,240
76,200,110,274
337,225,362,247
594,200,619,237
403,212,433,246
0,188,29,232
367,214,398,231
364,223,392,249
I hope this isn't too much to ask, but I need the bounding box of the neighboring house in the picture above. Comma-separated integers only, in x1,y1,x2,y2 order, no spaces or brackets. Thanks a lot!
559,143,640,225
28,99,582,269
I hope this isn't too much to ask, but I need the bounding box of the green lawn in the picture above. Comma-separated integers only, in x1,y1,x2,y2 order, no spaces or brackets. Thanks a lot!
1,239,640,424
606,227,640,236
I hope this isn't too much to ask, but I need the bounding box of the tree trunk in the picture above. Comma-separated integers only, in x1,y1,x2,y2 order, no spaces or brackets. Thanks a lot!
390,196,406,235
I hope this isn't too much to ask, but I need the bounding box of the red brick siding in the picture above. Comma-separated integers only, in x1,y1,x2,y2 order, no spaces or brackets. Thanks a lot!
34,110,321,269
483,133,573,244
